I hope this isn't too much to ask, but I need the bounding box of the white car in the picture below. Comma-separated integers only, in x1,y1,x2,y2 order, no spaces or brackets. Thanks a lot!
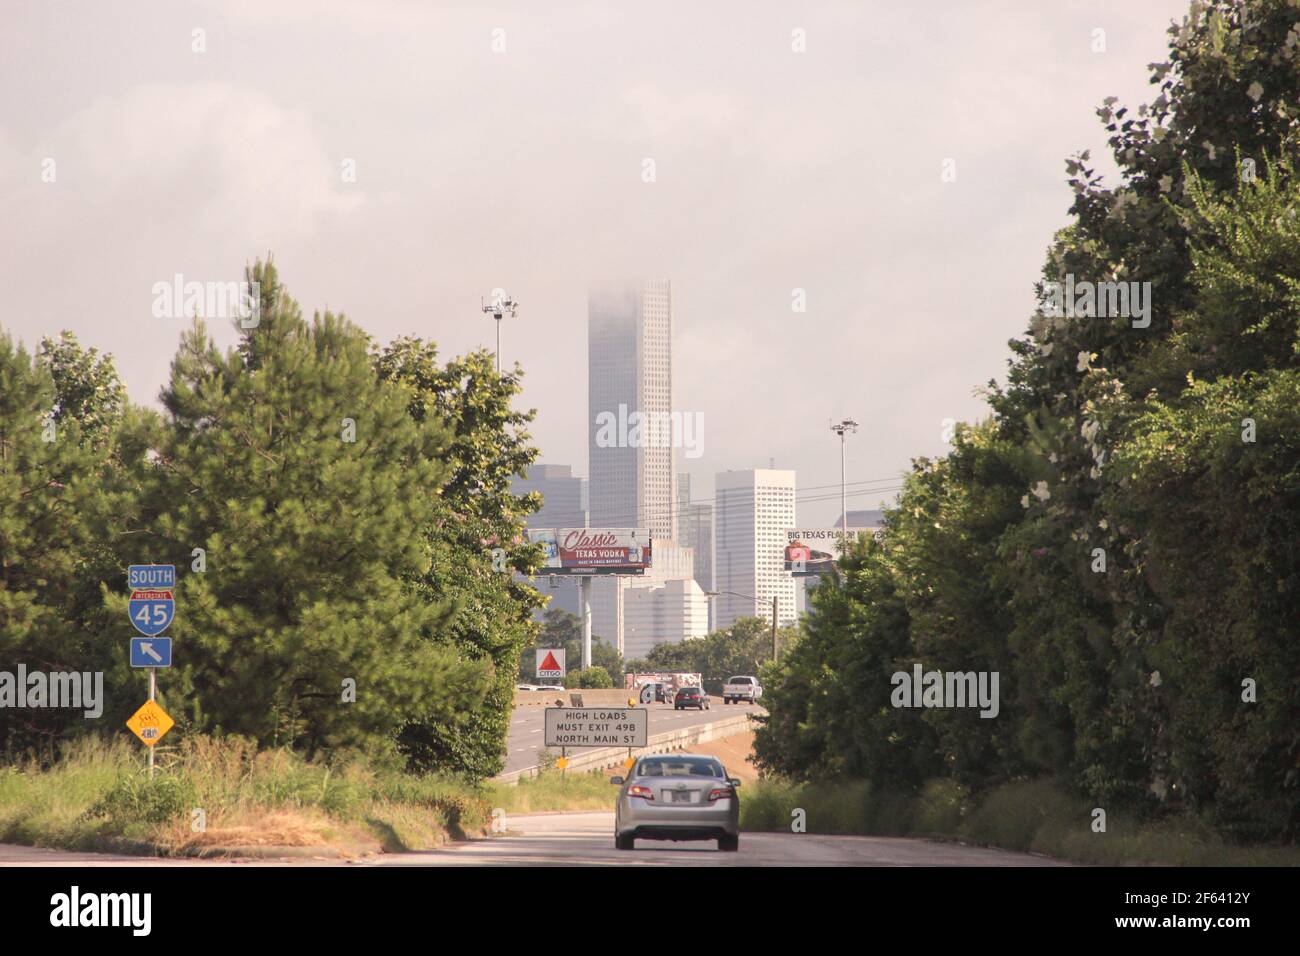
612,753,741,851
723,675,763,705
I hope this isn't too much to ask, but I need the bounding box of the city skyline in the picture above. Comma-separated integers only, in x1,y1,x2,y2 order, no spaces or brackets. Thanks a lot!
0,0,1191,528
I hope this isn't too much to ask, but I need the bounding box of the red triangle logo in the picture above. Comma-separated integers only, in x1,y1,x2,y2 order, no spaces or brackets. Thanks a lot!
539,651,560,671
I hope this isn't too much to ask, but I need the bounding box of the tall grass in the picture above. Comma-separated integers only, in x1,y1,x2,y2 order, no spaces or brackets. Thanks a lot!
0,735,495,854
485,768,618,815
740,775,1300,866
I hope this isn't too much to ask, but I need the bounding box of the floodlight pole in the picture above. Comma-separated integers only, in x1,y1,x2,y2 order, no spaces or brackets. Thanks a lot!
481,293,519,374
830,418,859,543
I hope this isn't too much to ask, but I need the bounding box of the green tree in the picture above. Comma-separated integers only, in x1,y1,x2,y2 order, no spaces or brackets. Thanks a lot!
37,332,126,441
146,261,487,759
0,333,131,756
634,617,792,693
375,337,545,778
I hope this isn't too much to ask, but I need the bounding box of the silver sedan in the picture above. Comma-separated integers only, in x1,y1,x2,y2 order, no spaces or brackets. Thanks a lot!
611,753,741,851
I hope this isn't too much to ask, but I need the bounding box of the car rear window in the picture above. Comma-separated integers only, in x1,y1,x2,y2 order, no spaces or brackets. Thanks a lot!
636,759,723,778
729,677,752,685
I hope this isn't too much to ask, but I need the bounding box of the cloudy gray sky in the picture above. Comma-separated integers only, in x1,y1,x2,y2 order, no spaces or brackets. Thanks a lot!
1,0,1191,525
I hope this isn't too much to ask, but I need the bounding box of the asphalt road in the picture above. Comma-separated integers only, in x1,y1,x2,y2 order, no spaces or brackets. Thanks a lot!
0,812,1069,867
503,700,763,774
374,812,1070,867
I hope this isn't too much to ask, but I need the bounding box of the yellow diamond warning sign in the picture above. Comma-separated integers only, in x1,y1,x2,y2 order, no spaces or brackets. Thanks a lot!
126,699,174,746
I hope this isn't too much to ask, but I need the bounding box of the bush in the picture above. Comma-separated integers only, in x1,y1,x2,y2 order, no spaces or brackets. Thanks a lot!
913,778,967,834
564,667,613,689
961,777,1085,852
85,772,193,827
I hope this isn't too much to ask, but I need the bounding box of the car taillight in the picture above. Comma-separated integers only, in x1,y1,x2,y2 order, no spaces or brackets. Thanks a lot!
628,785,655,800
708,788,734,802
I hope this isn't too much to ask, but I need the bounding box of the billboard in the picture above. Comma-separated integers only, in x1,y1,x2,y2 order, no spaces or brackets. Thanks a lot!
784,527,884,576
529,528,652,575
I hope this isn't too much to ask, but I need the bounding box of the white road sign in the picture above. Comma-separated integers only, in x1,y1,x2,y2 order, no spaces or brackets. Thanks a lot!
544,707,648,748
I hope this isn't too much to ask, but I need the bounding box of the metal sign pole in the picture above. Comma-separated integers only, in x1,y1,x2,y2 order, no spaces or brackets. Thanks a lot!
148,667,156,780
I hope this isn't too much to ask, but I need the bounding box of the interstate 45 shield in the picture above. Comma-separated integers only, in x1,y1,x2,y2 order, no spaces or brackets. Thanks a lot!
128,590,175,636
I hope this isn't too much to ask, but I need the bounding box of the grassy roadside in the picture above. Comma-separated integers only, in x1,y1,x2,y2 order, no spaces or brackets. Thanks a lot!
740,776,1300,866
0,737,496,856
0,736,624,857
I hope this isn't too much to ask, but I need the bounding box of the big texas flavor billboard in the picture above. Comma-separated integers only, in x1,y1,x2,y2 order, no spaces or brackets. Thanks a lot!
783,527,884,576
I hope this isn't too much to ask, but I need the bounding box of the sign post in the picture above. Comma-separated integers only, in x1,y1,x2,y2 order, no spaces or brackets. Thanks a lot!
127,565,176,779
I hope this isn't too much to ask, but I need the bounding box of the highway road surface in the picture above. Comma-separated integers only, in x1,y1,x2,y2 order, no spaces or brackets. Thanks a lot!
0,812,1067,867
503,700,763,774
370,812,1071,867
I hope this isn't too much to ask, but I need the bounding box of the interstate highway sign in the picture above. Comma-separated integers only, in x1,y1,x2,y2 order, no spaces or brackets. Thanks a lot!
130,637,172,668
128,590,175,636
127,564,176,636
544,707,647,748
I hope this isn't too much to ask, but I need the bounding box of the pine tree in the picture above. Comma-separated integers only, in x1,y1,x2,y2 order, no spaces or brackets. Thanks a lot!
147,262,488,758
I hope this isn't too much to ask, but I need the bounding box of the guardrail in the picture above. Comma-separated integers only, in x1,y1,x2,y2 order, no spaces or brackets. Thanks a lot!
513,688,636,708
494,711,761,784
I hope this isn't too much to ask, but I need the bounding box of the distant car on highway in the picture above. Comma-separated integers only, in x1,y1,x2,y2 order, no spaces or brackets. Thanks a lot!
535,684,564,691
516,683,541,691
723,675,763,705
674,686,710,710
610,753,741,851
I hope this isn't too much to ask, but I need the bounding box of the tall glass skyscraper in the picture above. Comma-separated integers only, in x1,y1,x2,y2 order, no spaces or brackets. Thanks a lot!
587,279,676,541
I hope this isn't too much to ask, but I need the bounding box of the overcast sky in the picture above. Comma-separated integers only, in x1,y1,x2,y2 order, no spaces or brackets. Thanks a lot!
0,0,1191,525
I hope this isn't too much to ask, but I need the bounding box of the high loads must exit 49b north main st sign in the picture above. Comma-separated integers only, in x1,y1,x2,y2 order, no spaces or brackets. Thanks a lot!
544,708,648,748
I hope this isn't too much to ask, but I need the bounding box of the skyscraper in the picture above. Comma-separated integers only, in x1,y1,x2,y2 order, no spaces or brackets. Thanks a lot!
678,472,714,628
714,468,797,631
588,279,676,541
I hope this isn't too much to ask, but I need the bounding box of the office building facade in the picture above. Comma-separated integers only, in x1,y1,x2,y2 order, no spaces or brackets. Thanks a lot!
714,468,798,630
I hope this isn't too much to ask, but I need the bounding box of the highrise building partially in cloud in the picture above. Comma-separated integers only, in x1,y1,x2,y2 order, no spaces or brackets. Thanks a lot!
588,279,676,541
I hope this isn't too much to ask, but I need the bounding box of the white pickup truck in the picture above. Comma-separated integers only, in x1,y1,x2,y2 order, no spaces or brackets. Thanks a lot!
723,675,762,705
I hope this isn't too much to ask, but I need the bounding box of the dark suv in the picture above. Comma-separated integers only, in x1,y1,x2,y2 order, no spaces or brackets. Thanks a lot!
674,686,710,710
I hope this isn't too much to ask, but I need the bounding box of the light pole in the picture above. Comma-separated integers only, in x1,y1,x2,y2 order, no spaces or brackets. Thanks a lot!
706,590,780,663
830,418,859,543
481,291,519,374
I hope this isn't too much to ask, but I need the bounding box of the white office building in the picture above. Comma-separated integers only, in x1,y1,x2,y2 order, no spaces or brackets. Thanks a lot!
714,468,798,630
622,579,710,660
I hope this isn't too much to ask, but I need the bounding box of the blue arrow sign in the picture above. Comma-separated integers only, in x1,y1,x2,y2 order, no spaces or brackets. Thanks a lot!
130,637,172,668
128,590,175,636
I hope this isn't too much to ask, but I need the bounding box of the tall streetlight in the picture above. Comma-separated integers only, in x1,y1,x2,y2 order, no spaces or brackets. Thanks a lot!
830,418,859,542
706,589,780,663
481,291,519,374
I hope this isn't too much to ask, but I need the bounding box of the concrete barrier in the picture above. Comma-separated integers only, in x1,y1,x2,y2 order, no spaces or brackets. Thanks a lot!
513,688,637,708
494,711,762,784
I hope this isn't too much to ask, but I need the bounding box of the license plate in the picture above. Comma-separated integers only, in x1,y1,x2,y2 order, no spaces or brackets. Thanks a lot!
671,790,693,803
